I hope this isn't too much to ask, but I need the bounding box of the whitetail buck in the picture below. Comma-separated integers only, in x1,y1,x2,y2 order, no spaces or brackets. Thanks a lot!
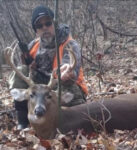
5,41,137,140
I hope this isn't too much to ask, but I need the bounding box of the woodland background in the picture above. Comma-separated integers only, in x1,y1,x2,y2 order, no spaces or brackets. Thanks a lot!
1,0,137,149
1,0,137,78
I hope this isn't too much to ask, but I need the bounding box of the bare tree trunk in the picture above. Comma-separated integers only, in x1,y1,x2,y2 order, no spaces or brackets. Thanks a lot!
0,51,2,79
63,0,67,23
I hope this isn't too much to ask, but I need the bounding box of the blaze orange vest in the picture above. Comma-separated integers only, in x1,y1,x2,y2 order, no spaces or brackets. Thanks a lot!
29,36,88,94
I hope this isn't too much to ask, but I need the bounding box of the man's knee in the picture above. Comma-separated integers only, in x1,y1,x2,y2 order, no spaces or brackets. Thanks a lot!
61,83,86,107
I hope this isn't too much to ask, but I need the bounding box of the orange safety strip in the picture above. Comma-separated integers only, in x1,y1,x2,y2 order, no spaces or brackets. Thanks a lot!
29,41,40,59
52,35,73,69
52,35,88,94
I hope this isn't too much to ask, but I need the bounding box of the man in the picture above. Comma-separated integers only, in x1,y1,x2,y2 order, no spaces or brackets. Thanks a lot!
9,5,88,130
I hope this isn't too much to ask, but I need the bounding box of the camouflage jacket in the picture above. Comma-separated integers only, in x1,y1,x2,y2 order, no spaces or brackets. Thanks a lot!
28,24,81,84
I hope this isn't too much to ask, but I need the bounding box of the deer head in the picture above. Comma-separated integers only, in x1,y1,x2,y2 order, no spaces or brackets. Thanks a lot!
4,41,76,125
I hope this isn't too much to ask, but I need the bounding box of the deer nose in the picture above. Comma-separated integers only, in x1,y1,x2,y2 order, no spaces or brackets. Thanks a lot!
34,106,46,117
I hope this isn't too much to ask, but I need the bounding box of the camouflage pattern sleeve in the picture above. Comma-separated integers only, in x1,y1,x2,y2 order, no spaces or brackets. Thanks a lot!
28,39,37,51
62,40,81,80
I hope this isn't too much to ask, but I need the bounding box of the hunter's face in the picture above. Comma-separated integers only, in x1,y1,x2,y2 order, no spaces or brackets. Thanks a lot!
35,16,55,43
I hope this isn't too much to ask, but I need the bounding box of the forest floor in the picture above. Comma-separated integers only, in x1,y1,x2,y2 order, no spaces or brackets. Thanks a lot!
1,44,137,149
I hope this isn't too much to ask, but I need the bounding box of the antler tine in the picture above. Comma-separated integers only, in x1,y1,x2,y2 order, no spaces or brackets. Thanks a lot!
48,70,57,89
4,41,34,87
11,40,18,48
66,43,77,69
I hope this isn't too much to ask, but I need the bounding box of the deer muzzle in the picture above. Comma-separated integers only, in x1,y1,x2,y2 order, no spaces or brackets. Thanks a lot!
34,106,46,117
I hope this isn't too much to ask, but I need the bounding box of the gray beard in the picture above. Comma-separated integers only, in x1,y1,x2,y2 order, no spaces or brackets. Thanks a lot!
41,32,55,48
41,36,53,46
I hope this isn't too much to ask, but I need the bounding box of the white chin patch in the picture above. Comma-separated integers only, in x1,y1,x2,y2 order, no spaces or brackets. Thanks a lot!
28,114,46,124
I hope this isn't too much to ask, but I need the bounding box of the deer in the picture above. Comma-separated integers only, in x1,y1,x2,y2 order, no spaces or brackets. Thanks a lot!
4,40,137,140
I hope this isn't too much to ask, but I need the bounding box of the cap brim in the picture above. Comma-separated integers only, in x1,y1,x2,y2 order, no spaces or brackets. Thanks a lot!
34,15,52,24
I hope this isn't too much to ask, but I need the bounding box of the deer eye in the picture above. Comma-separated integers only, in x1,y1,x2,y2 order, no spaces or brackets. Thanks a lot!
30,92,36,98
47,93,52,99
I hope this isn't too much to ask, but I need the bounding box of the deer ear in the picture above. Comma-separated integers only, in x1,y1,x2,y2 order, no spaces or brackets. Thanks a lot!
10,88,29,101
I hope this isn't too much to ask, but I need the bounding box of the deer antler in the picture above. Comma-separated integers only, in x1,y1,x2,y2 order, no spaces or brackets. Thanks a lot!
47,70,57,89
48,43,77,88
65,43,76,69
4,40,34,87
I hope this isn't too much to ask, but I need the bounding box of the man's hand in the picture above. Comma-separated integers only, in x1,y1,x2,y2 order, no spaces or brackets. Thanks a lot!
60,64,75,81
